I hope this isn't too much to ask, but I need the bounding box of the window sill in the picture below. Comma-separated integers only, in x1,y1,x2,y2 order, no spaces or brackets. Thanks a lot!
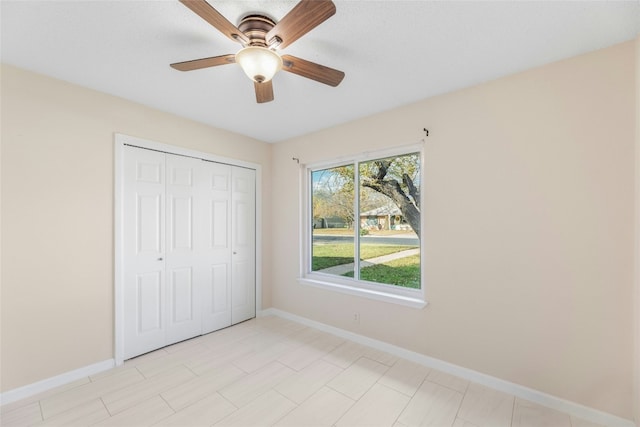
298,277,428,309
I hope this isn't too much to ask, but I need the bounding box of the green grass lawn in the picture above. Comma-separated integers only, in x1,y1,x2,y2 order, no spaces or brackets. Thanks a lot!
344,255,420,288
311,243,416,270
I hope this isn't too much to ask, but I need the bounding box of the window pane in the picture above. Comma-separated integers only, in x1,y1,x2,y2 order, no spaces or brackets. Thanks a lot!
357,153,421,288
311,165,355,276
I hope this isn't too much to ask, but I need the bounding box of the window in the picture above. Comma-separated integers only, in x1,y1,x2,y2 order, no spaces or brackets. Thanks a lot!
300,145,426,308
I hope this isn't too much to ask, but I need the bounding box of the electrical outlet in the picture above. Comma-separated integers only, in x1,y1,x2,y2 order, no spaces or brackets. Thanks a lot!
353,312,360,323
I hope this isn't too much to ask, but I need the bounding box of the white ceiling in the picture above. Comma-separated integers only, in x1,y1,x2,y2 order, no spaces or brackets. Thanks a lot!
2,1,639,143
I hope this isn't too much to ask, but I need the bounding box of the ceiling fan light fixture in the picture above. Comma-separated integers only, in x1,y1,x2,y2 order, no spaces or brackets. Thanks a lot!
235,46,283,83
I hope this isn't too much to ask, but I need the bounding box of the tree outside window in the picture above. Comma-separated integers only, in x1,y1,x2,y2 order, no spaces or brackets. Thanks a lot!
310,152,421,289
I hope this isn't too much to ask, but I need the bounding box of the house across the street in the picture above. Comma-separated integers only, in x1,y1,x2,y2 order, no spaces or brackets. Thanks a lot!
360,204,411,231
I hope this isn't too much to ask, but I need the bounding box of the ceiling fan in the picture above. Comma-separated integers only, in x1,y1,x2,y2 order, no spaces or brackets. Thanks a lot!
170,0,345,103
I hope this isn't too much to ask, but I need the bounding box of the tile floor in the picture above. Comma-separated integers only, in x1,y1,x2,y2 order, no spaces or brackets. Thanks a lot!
1,315,605,427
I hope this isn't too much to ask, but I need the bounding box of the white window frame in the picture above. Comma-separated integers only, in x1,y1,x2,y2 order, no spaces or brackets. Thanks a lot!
298,143,427,309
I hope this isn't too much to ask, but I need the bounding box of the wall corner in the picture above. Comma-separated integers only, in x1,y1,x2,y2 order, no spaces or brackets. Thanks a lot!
634,34,640,427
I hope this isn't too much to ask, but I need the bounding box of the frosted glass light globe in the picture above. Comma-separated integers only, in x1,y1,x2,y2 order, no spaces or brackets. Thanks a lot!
235,46,283,83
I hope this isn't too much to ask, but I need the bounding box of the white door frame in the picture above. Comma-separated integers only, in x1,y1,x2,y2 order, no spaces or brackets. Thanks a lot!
114,133,263,366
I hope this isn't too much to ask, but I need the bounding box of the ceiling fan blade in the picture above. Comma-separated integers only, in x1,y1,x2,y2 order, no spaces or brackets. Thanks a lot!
170,54,236,71
266,0,336,50
254,81,274,103
281,55,344,87
179,0,249,45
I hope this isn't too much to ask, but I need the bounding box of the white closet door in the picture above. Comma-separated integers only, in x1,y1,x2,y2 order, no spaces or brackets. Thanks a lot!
201,162,233,333
231,167,256,324
123,147,166,359
121,143,256,359
165,155,204,345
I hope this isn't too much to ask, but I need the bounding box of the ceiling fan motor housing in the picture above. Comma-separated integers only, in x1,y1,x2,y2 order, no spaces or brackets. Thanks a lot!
238,14,277,48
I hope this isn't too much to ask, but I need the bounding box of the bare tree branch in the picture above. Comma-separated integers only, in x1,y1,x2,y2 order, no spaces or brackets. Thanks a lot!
374,160,391,180
403,173,420,208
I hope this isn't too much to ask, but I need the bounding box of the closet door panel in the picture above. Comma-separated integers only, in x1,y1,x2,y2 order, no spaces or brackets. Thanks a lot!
123,147,166,359
165,155,203,345
137,272,163,332
211,263,229,311
201,162,233,333
170,267,194,322
211,200,229,248
231,167,256,324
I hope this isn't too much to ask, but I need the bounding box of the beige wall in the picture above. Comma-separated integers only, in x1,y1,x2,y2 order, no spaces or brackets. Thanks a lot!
271,41,637,419
0,64,272,392
1,39,638,420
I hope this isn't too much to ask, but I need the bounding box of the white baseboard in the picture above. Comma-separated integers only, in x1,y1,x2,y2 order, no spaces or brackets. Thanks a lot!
259,308,636,427
0,359,115,406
